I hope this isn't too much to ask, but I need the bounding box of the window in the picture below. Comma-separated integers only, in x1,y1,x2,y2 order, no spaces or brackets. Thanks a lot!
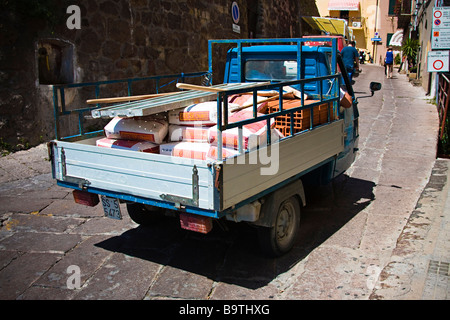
388,0,396,16
386,33,393,47
340,10,349,20
37,39,74,85
245,60,298,81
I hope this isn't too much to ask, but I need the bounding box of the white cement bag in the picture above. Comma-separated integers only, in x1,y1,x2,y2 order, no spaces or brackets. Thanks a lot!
160,141,239,160
206,146,240,161
168,125,210,143
96,138,159,153
208,108,281,150
168,101,239,126
228,94,269,113
104,116,168,144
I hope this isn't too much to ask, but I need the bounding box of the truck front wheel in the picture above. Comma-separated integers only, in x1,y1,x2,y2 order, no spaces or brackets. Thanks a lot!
257,196,300,257
126,203,165,226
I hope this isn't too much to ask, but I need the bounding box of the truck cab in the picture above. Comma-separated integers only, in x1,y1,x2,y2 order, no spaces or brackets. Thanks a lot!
224,45,333,98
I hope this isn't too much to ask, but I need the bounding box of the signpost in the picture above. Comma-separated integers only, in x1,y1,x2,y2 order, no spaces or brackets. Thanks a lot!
428,50,450,72
430,7,450,75
432,7,450,49
231,2,240,34
371,31,381,43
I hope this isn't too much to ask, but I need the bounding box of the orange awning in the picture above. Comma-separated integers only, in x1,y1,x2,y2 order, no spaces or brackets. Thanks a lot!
328,0,360,11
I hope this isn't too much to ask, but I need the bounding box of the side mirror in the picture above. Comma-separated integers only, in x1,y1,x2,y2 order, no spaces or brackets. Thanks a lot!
370,82,382,96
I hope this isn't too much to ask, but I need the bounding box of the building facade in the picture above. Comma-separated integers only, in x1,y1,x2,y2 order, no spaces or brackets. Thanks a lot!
0,0,319,150
316,0,401,65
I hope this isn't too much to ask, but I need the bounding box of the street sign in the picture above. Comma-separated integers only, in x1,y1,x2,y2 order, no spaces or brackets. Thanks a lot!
432,7,450,49
231,2,240,34
371,37,381,42
433,7,450,28
428,50,450,72
231,2,240,24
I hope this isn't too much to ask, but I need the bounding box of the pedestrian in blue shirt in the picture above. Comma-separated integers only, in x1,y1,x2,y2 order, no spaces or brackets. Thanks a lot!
340,41,360,82
385,47,394,78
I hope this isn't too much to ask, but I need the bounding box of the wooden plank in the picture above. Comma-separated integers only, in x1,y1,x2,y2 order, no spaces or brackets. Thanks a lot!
90,82,270,118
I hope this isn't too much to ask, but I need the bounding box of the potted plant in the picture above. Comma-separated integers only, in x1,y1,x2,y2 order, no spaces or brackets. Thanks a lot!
401,38,419,74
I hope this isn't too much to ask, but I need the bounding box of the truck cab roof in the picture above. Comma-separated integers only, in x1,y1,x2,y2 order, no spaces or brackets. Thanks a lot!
224,45,333,95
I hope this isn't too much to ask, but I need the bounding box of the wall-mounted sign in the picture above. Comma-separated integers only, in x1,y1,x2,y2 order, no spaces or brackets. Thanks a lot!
231,2,240,34
428,50,450,72
231,2,240,24
432,7,450,49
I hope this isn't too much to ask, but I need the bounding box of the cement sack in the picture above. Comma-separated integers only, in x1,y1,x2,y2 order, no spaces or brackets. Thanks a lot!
104,116,168,144
228,94,269,113
96,137,159,153
168,101,239,126
160,142,239,160
168,125,210,143
208,108,282,150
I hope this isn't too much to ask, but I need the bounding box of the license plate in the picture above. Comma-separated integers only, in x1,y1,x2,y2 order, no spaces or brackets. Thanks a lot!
101,196,122,220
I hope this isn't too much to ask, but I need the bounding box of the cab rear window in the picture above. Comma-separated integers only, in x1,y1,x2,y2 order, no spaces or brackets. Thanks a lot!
245,60,298,81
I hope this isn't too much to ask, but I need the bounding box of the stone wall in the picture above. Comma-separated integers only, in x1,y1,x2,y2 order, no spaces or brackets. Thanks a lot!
0,0,319,150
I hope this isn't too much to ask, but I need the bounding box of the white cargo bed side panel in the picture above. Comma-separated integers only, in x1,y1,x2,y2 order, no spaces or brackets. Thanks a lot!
52,141,214,209
221,120,344,209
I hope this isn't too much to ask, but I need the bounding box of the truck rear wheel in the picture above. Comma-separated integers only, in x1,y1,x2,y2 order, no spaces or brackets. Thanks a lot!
257,196,300,257
126,203,165,226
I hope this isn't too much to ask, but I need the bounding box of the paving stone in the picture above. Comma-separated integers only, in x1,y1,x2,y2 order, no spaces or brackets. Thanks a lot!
40,198,105,218
33,235,115,289
0,252,61,299
1,213,85,233
147,266,214,299
73,250,161,300
0,232,82,254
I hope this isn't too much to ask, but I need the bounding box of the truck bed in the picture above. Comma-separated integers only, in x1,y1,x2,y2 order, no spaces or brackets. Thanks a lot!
50,119,344,216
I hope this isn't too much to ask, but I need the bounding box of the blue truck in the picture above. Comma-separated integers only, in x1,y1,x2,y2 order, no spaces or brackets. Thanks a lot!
48,38,380,256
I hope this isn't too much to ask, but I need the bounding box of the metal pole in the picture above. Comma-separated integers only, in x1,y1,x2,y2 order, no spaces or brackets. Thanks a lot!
373,0,379,64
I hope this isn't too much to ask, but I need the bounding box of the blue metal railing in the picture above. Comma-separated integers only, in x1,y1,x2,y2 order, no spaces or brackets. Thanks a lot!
213,76,340,159
207,38,341,160
52,71,210,141
207,38,339,84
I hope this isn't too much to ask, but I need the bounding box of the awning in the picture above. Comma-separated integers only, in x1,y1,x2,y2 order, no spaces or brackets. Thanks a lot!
302,16,349,38
389,29,404,47
328,0,360,11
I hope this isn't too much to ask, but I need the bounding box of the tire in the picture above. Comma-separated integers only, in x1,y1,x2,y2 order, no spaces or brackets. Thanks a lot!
258,196,300,257
126,203,165,226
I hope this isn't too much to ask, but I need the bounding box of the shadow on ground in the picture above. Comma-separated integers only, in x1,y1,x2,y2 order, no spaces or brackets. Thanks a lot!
95,174,375,289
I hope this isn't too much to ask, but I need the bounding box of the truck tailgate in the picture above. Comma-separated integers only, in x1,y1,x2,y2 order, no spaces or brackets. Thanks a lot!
50,139,216,211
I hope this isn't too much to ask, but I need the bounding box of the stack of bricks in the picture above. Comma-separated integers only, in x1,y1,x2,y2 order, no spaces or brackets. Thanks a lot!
267,99,333,137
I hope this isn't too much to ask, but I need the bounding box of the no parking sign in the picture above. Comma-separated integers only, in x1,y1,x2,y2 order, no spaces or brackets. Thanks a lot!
428,50,450,72
432,7,450,49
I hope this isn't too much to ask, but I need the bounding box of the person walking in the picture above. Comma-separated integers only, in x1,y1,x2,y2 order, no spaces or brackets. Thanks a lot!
340,40,360,82
385,47,394,78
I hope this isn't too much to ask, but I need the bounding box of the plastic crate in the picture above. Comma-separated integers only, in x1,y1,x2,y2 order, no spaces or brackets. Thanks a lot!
267,99,332,136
